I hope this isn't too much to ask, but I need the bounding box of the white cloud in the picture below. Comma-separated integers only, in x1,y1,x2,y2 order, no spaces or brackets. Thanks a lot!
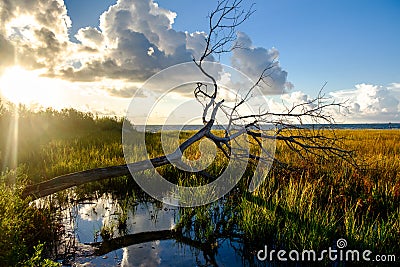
231,32,292,95
267,91,315,111
61,0,199,82
264,83,400,123
330,83,400,122
2,0,290,89
185,31,208,60
0,0,71,71
75,27,105,50
0,0,295,119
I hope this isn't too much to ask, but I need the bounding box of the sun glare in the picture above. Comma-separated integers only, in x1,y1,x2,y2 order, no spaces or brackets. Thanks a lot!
0,66,62,107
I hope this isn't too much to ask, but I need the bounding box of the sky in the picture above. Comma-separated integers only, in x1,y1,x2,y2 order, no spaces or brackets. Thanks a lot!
0,0,399,123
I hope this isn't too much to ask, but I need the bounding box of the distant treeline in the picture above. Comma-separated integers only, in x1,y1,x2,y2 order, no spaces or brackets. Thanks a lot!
0,100,127,171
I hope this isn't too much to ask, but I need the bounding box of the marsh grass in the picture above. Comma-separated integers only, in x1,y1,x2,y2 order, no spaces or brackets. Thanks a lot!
0,168,61,265
1,105,399,262
239,130,400,254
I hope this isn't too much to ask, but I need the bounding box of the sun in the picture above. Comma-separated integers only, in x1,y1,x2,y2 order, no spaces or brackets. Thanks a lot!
0,66,62,107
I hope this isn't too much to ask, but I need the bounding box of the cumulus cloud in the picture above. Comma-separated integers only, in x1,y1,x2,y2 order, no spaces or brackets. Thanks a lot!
3,0,396,125
281,91,314,107
50,0,291,92
266,91,317,116
266,84,400,123
0,0,71,72
231,32,292,95
330,83,400,122
59,0,203,82
75,27,104,50
0,0,292,103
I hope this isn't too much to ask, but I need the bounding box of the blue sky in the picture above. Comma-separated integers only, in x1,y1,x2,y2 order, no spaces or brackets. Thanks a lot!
0,0,399,122
162,0,400,92
64,0,400,93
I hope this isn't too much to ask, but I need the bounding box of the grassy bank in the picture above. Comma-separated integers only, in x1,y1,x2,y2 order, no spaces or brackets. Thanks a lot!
0,104,399,263
0,104,125,265
240,130,400,254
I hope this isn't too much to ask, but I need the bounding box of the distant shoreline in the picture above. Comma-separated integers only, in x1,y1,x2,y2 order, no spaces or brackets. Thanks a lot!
132,123,400,132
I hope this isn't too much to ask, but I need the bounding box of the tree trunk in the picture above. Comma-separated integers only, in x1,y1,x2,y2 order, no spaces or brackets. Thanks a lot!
22,155,171,199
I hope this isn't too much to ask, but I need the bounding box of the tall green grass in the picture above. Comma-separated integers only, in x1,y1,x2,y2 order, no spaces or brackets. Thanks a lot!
0,168,60,265
0,103,399,261
0,105,126,264
239,129,400,254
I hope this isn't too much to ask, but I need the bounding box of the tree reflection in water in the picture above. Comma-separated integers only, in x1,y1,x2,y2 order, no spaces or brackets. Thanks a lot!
47,181,263,267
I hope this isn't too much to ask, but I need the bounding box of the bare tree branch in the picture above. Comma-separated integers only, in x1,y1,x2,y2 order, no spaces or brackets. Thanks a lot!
23,0,355,200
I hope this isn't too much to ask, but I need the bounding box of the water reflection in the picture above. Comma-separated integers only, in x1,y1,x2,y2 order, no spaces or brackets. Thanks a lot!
51,189,263,267
75,194,178,244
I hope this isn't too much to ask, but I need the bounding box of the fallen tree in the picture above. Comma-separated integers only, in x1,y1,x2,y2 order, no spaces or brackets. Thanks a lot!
22,0,353,200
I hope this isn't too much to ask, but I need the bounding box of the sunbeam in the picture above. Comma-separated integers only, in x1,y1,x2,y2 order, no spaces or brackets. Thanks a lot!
2,106,19,174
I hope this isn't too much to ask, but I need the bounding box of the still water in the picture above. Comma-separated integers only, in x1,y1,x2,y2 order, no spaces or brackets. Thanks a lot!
52,190,260,267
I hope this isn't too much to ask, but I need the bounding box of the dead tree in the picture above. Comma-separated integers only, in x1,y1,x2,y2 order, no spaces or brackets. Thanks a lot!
22,0,352,199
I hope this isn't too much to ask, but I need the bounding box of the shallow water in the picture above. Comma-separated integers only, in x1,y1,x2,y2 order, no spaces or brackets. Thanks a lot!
54,192,262,267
